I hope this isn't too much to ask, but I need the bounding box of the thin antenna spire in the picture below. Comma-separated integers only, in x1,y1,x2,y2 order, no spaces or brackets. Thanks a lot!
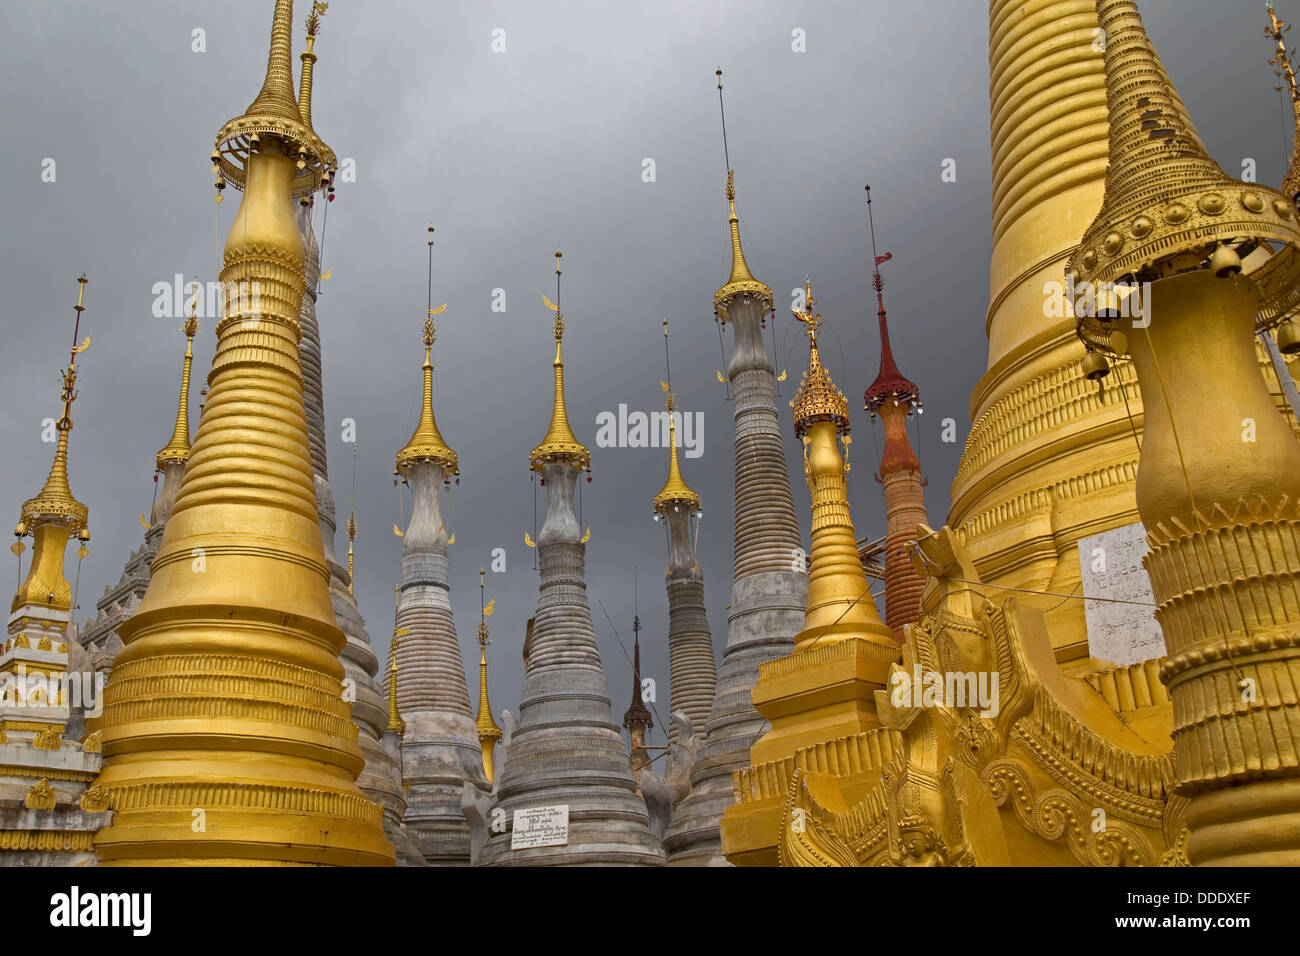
662,320,672,389
716,68,730,173
427,225,434,321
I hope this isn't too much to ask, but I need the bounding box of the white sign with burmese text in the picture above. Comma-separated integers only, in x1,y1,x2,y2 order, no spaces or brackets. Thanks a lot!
511,805,569,850
1079,522,1165,667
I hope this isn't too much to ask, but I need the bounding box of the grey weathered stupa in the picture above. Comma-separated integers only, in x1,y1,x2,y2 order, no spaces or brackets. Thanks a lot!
664,169,807,865
297,209,422,866
651,383,715,747
476,264,664,866
386,299,488,865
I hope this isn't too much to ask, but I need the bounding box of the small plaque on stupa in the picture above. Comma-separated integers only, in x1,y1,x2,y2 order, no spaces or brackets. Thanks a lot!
1078,523,1166,667
511,805,570,850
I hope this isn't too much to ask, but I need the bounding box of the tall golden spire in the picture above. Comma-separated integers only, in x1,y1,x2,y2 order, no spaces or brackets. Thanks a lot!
382,582,403,733
13,277,91,613
475,568,503,784
1069,0,1300,351
788,278,892,649
711,70,773,320
155,304,199,471
530,252,591,472
396,229,458,475
95,0,393,866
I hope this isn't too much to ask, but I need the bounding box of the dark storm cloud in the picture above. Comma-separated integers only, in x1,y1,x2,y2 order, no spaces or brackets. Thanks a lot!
0,1,1288,747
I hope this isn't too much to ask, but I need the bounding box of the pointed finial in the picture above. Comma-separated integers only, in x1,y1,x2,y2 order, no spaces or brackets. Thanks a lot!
475,565,502,780
622,599,652,731
653,318,701,514
791,276,849,439
710,69,772,319
530,251,590,471
19,276,91,549
793,277,821,343
157,284,201,469
397,229,458,475
386,630,406,735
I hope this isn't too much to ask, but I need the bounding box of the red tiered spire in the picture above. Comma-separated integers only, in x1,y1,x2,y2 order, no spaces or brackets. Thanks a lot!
860,185,928,643
862,186,920,413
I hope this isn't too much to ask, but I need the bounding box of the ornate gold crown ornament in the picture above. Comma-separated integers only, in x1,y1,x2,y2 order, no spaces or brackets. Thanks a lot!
1068,0,1300,354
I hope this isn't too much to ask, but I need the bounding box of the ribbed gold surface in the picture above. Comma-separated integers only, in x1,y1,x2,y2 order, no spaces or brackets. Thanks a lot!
93,145,392,866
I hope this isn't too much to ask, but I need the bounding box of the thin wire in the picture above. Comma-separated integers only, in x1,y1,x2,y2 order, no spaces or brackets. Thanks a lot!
317,186,331,289
769,314,782,397
908,543,1157,607
1115,359,1143,454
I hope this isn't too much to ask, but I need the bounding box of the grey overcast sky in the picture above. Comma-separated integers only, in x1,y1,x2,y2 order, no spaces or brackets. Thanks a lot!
0,1,1290,748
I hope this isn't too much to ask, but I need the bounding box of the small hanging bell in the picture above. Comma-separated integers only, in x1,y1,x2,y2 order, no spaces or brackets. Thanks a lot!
1277,318,1300,355
1209,242,1242,278
1081,350,1110,382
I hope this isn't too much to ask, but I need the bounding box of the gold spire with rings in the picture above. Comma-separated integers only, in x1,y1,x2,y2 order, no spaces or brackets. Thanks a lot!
711,70,773,318
1069,0,1300,354
530,251,591,472
213,0,336,196
155,290,200,470
387,587,408,735
396,228,459,475
20,276,91,538
475,568,503,784
653,322,701,514
790,278,850,440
